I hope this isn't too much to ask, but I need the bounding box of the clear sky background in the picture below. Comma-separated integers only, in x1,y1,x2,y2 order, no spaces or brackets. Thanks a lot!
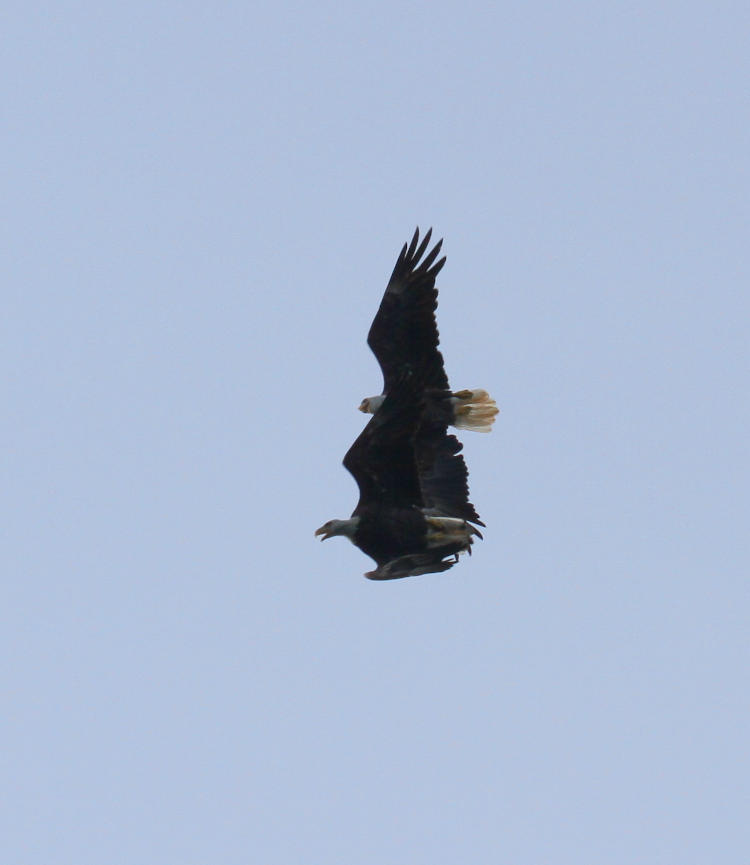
3,1,748,862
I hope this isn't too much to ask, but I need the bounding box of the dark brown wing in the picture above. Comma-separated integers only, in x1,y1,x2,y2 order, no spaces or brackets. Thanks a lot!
365,553,457,581
415,393,485,527
343,370,425,513
417,429,485,527
367,228,449,393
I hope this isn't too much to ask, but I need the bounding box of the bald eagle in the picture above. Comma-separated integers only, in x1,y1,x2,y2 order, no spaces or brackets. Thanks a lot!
358,227,498,433
315,229,492,580
315,366,482,580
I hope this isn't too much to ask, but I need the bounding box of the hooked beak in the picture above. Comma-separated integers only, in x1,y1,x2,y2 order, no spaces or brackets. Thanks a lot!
358,399,368,413
315,524,331,541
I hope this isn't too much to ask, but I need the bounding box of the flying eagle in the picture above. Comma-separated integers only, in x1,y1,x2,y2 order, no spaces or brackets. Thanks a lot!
316,365,483,580
315,229,494,580
358,227,498,433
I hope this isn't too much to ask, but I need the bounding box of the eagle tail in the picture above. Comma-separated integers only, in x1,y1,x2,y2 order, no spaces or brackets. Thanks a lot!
451,388,499,433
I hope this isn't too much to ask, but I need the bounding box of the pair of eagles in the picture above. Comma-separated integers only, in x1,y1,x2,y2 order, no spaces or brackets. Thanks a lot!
316,228,498,581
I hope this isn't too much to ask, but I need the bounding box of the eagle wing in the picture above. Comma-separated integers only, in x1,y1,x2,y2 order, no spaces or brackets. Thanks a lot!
343,371,425,513
367,228,449,394
416,420,485,527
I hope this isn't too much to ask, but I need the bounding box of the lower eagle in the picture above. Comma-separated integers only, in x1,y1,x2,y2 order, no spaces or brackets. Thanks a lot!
315,229,496,581
316,367,483,580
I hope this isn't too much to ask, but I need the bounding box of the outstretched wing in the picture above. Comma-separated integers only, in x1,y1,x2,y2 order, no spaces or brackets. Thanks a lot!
343,371,425,513
415,396,485,527
367,228,449,394
365,552,457,581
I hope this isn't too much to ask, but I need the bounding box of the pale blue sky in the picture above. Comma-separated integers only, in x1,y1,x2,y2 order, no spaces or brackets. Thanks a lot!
3,1,748,862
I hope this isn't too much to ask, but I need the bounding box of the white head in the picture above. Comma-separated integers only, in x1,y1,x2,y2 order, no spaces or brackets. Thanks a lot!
358,394,385,415
314,517,360,542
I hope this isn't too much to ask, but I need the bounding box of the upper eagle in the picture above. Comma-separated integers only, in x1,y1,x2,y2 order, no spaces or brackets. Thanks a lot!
359,227,498,435
315,228,495,580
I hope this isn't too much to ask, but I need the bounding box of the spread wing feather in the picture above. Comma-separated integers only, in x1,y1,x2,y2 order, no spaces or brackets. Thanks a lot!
416,424,485,527
413,356,485,527
367,227,449,393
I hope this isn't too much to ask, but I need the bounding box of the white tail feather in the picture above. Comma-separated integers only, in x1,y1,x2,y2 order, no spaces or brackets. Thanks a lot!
424,517,481,551
451,388,499,433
